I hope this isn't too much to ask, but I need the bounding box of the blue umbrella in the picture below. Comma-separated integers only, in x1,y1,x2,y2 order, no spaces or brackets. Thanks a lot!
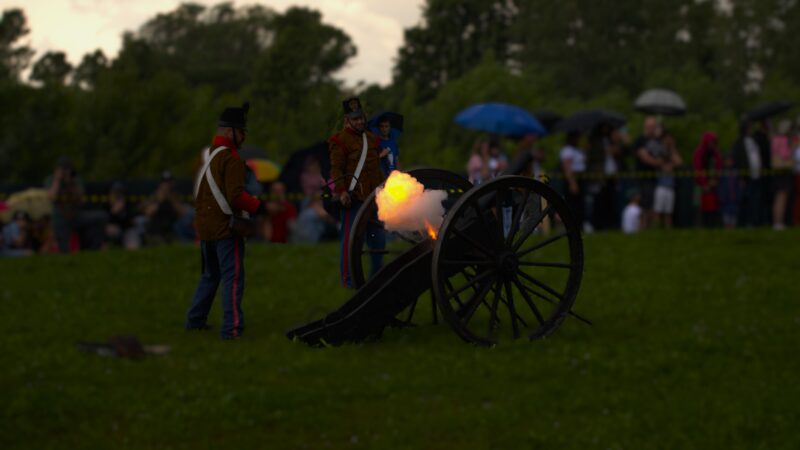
454,102,546,136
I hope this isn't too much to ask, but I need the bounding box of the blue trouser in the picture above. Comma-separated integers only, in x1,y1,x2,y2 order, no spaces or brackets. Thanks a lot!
339,199,385,288
186,238,245,338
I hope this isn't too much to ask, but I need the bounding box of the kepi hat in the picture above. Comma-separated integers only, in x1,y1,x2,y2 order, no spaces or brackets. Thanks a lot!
342,97,365,119
218,101,250,130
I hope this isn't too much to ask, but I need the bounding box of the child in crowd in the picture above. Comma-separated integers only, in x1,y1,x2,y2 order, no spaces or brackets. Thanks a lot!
622,189,642,234
375,116,400,176
265,181,297,243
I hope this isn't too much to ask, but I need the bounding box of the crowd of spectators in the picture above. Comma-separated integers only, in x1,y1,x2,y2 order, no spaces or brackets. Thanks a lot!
1,160,198,257
4,114,800,257
0,154,337,257
465,115,800,234
551,115,800,233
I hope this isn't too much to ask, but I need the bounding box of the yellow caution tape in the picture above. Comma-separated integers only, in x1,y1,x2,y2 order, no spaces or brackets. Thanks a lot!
6,168,794,205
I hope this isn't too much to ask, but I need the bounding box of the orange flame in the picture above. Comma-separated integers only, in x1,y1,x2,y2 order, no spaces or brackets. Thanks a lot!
376,171,445,240
377,172,423,219
424,220,438,240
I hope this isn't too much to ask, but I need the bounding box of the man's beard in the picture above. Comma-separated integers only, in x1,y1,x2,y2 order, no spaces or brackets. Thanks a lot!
347,119,365,133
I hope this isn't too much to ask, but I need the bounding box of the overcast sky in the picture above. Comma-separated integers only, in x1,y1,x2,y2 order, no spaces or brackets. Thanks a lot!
0,0,425,85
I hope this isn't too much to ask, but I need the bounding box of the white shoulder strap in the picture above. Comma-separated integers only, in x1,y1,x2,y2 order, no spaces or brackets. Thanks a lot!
194,146,232,215
349,133,369,192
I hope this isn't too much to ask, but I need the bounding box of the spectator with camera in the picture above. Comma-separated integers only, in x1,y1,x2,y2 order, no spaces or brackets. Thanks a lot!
45,157,106,252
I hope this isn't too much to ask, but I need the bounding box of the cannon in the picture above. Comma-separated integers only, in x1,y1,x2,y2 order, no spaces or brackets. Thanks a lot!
286,155,586,347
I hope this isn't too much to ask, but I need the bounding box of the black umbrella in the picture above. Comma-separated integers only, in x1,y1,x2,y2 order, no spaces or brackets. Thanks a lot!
277,141,331,196
744,101,795,122
554,109,626,133
635,88,687,116
531,110,563,134
368,111,404,131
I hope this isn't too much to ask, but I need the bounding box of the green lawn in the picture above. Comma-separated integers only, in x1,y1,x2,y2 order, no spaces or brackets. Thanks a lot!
2,229,799,449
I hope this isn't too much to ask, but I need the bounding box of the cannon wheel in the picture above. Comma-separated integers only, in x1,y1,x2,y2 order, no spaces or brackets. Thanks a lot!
349,168,473,289
431,175,584,346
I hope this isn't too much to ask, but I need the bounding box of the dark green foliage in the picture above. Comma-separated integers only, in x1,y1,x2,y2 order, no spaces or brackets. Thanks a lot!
0,8,33,81
1,0,800,184
72,50,108,90
393,0,518,102
0,82,77,182
0,3,355,183
29,51,73,86
2,230,799,448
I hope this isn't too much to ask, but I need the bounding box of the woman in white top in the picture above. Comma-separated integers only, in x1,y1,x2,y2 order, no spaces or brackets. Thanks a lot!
560,132,587,227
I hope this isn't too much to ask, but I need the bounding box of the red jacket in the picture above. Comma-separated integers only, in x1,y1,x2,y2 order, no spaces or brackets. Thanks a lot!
693,132,723,212
328,127,385,202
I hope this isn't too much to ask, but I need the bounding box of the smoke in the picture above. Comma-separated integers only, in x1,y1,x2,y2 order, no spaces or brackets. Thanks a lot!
376,171,447,234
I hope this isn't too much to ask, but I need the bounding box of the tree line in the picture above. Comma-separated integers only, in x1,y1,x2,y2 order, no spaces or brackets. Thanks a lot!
1,0,799,184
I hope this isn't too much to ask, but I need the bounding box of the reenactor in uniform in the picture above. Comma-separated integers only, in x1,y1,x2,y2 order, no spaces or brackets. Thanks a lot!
186,102,267,339
329,97,386,287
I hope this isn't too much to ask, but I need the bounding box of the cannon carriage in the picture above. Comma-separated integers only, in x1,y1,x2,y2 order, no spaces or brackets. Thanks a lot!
287,155,587,347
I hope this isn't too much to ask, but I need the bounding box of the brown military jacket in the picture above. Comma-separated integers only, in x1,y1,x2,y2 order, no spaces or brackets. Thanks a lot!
328,127,385,202
195,136,261,240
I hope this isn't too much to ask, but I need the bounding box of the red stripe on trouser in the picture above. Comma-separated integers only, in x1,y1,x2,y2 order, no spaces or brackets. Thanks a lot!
342,210,351,286
232,239,240,337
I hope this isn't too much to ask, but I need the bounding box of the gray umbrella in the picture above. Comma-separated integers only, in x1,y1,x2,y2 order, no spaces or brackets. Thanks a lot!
635,89,687,116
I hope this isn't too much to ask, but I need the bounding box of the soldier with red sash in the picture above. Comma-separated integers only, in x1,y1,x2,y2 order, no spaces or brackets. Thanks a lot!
329,97,386,287
186,102,267,339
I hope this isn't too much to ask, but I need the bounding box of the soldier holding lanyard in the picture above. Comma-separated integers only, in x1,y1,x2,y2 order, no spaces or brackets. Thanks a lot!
186,102,267,339
329,97,386,288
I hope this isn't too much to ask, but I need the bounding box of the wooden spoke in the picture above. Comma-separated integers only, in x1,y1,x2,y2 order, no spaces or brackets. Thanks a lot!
515,269,564,301
408,298,420,323
444,279,466,309
514,274,593,325
487,281,502,339
460,268,497,312
441,259,494,266
512,204,553,252
511,274,545,326
460,266,479,279
506,188,531,246
500,295,529,329
446,269,496,301
363,249,401,255
516,231,568,259
450,227,495,258
459,279,495,325
503,278,521,338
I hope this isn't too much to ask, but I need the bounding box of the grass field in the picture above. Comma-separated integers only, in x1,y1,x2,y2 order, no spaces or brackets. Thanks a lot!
2,229,799,449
